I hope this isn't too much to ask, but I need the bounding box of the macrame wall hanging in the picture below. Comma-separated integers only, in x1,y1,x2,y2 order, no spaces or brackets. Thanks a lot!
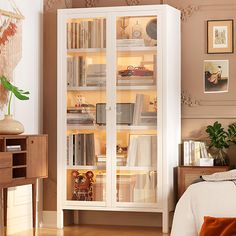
0,0,24,109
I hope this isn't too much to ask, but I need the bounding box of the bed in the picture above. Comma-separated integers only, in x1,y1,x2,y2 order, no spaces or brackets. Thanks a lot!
170,181,236,236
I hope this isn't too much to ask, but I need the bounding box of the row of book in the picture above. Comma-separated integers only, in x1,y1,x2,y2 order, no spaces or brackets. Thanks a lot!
67,133,96,166
67,57,106,87
127,135,157,167
93,173,157,202
67,107,95,125
67,19,106,49
182,140,211,166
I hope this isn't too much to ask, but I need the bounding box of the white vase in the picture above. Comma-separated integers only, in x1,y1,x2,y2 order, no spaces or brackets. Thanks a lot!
0,115,24,135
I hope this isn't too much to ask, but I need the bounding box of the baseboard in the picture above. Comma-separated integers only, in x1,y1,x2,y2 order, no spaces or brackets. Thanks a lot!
40,211,57,228
41,210,166,228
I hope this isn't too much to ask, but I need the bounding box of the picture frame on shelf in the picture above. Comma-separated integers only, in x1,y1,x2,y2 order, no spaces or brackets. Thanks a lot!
207,19,234,54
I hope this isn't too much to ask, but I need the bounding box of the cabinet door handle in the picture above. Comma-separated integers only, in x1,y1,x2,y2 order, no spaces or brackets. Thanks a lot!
106,106,112,111
31,140,34,144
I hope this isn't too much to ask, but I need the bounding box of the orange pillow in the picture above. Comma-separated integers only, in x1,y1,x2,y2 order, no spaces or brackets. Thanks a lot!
199,216,236,236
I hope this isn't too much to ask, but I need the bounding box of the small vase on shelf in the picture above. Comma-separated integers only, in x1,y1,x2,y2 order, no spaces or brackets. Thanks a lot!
0,114,24,135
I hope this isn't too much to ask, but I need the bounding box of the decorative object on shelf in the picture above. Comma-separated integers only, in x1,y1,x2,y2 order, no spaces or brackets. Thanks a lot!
206,121,236,166
126,0,140,6
0,114,24,135
119,66,153,77
72,170,94,201
119,17,129,39
204,60,229,93
207,19,233,54
146,18,157,40
0,76,29,134
132,20,142,39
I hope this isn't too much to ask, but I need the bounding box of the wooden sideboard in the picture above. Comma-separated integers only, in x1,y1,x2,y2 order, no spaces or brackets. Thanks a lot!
177,166,229,199
0,134,48,235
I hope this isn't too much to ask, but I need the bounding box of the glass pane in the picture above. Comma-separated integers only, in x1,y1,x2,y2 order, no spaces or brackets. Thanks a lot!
116,16,157,204
66,17,107,202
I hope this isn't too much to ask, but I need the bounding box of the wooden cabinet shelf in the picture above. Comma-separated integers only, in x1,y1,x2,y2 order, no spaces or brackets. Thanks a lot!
0,135,48,186
0,134,48,235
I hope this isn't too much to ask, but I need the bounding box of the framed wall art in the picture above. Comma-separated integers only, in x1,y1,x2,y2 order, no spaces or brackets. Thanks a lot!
204,60,229,93
207,19,234,54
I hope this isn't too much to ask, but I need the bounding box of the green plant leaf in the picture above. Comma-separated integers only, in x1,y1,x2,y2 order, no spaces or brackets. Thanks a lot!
0,76,30,101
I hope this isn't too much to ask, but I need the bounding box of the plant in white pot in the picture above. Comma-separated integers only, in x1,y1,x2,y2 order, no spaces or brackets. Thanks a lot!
0,75,30,135
206,121,236,166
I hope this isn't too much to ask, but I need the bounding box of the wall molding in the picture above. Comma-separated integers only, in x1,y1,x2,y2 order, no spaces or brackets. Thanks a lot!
182,91,236,107
181,91,200,107
178,5,199,22
44,0,72,12
126,0,140,6
85,0,97,7
178,3,236,22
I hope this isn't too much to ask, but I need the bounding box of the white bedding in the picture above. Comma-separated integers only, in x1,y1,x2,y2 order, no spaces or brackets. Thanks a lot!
171,181,236,236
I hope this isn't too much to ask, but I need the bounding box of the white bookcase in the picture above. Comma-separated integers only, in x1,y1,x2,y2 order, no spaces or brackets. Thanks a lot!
57,5,180,233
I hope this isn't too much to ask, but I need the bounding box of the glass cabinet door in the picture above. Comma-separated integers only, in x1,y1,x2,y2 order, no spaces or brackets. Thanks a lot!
115,15,158,205
66,17,107,203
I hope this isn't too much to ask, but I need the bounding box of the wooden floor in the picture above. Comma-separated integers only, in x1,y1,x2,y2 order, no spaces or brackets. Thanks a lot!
9,225,170,236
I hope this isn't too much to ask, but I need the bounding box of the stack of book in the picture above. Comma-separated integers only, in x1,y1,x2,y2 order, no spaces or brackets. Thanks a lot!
67,107,95,125
67,57,106,87
117,75,154,86
126,135,157,168
86,64,106,86
67,19,106,49
117,39,145,47
183,140,212,166
67,133,95,166
139,111,157,125
96,154,126,168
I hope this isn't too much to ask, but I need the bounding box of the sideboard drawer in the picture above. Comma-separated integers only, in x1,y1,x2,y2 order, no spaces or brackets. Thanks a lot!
0,168,11,183
0,153,12,168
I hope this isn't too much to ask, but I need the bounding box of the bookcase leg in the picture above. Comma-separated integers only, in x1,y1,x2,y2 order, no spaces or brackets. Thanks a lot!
57,209,64,228
73,210,79,225
0,188,6,236
32,182,37,229
162,211,169,234
3,189,7,228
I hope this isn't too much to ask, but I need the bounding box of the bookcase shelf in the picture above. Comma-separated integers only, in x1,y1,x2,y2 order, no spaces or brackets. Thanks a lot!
67,48,106,54
117,46,157,55
67,46,156,54
58,5,180,233
67,165,100,170
117,166,157,172
67,124,157,131
67,85,156,91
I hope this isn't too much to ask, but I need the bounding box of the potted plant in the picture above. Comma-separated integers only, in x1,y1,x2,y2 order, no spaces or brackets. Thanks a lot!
206,121,236,165
0,75,30,134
